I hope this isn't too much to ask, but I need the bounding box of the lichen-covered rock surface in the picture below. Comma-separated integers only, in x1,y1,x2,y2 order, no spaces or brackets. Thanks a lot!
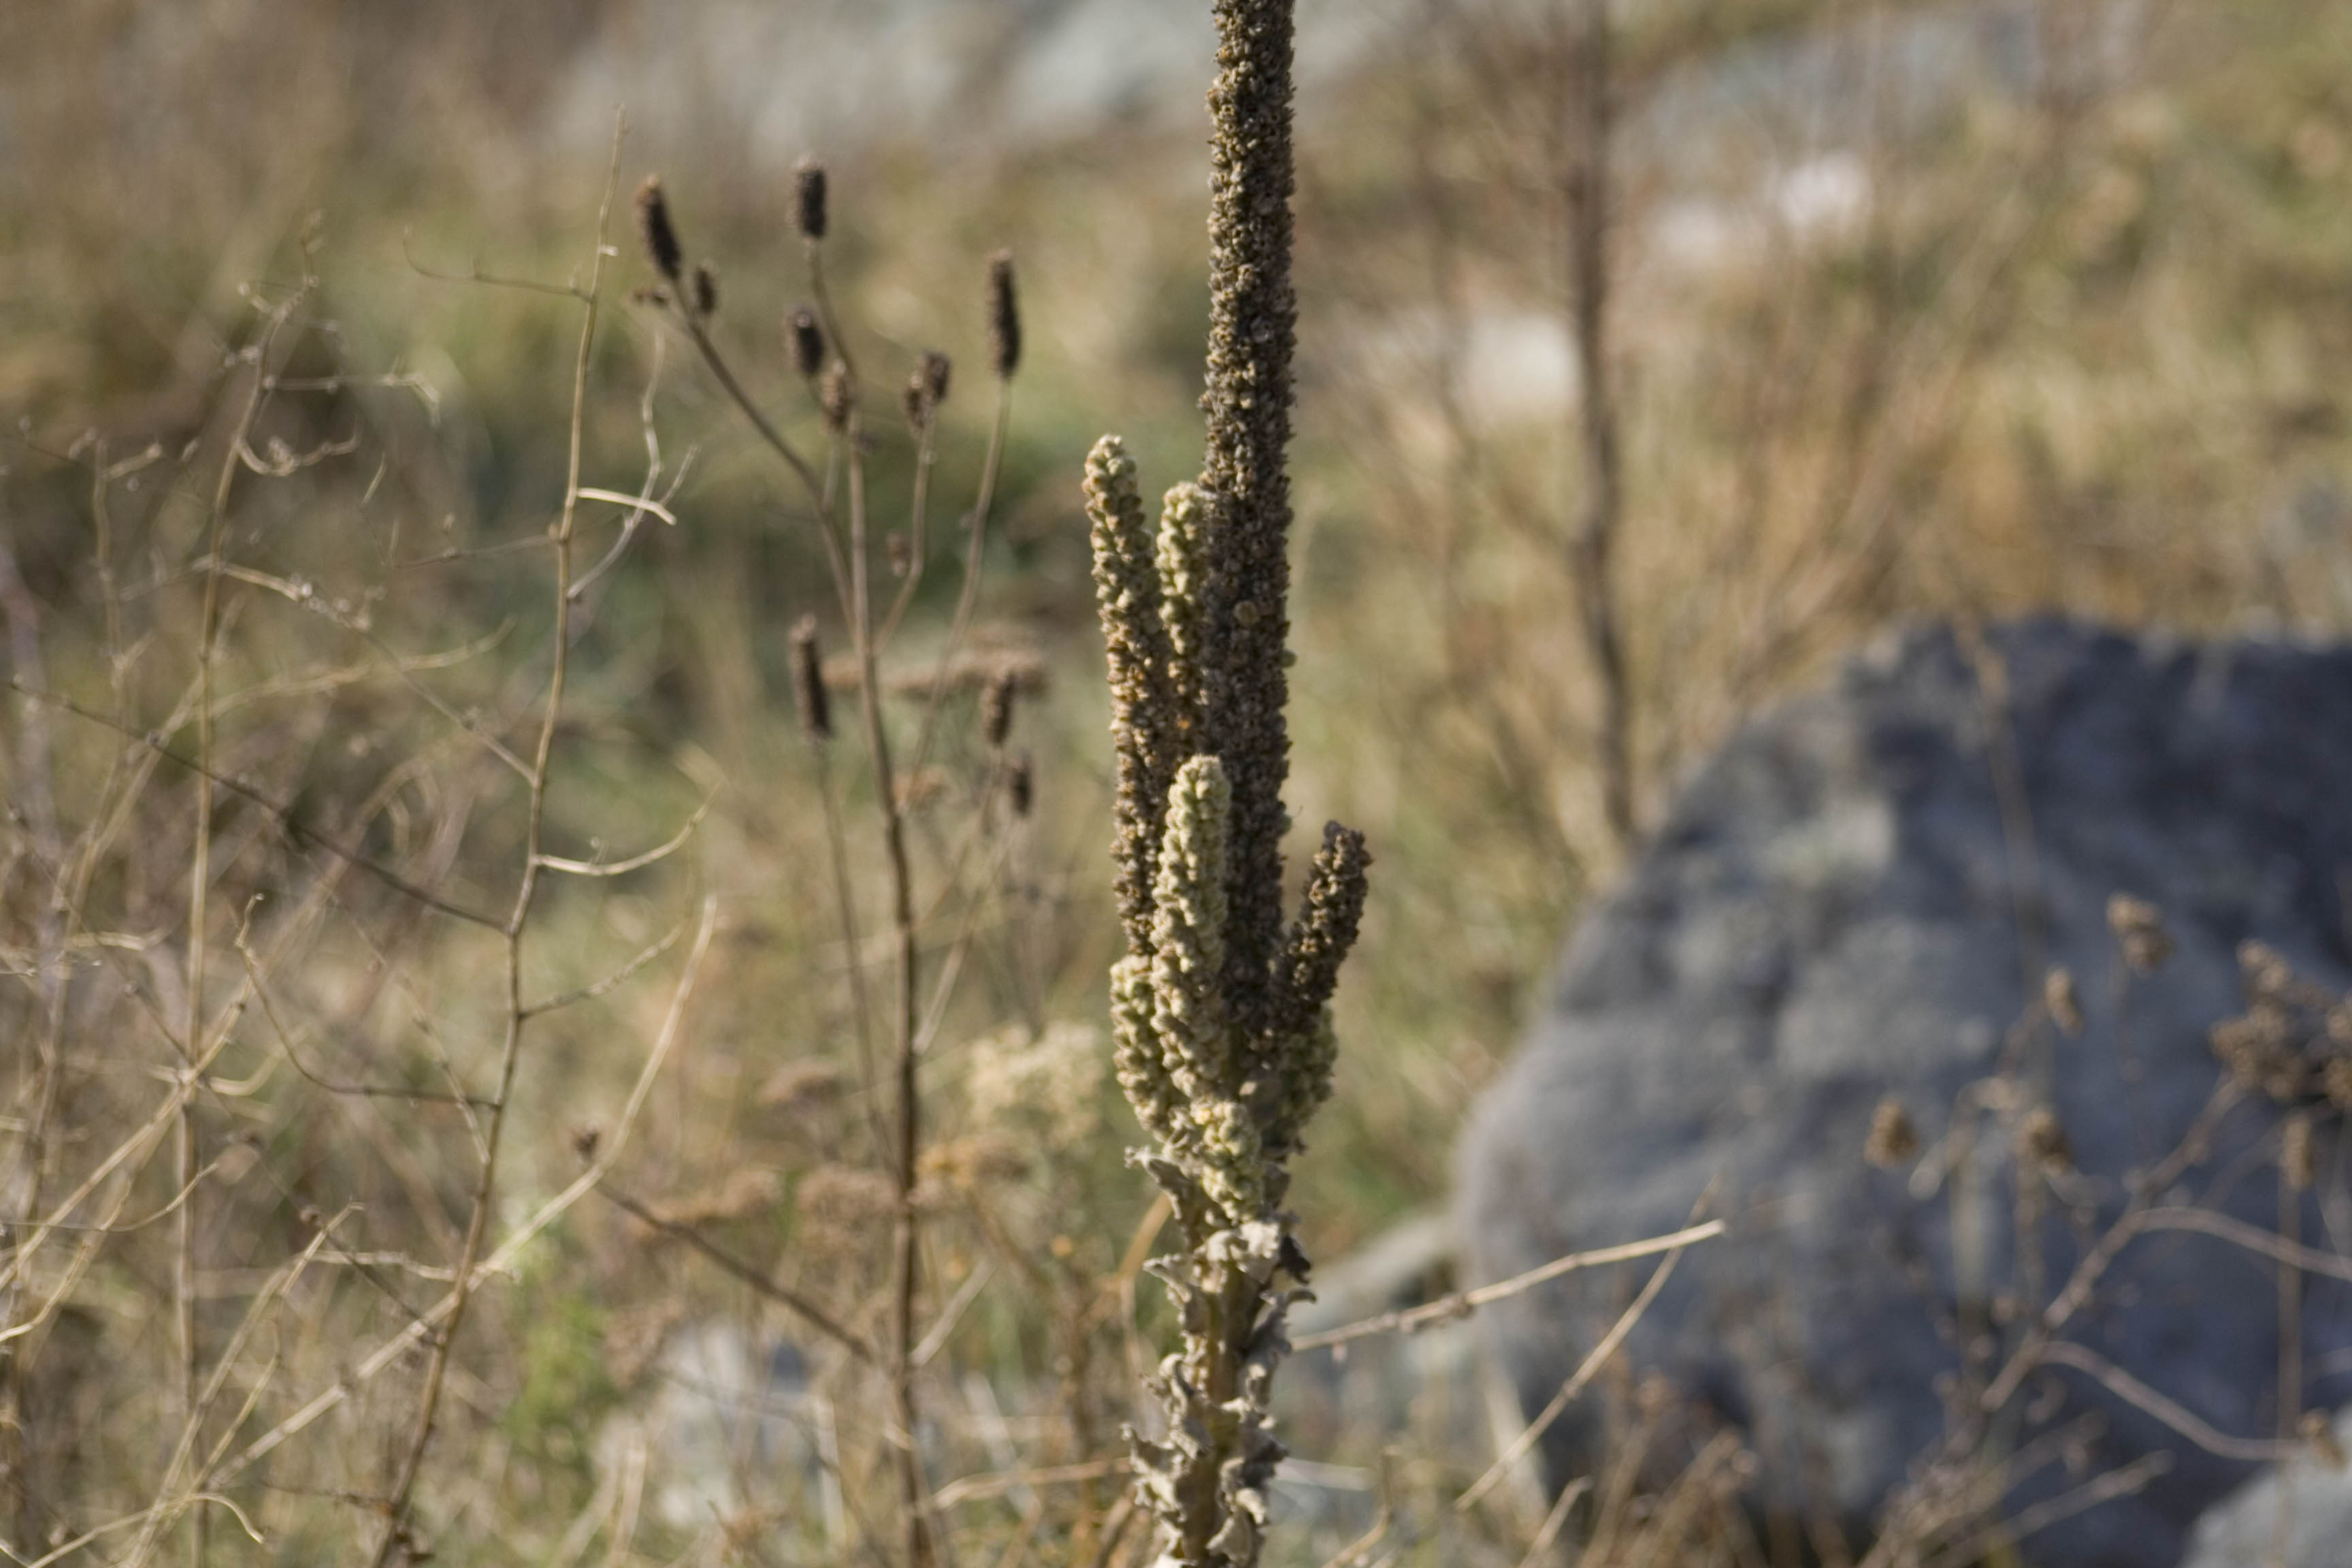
1458,619,2352,1567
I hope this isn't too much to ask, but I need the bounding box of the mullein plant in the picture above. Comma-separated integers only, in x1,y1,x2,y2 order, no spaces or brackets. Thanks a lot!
1085,2,1370,1563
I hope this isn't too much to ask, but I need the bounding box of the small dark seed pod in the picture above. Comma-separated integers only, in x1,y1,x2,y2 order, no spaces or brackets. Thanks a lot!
794,157,829,241
635,176,683,283
788,306,826,380
1005,751,1033,817
692,261,719,318
819,363,854,433
902,350,953,429
986,250,1021,380
791,615,832,741
981,668,1017,748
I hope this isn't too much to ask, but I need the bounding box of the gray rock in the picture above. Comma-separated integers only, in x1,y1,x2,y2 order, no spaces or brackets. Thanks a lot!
2180,1406,2352,1568
1457,620,2352,1567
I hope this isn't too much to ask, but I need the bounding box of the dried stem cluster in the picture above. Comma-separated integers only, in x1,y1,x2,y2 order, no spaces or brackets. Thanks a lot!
636,152,1020,1568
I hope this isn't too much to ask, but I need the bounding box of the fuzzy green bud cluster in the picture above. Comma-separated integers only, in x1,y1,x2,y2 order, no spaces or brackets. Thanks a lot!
1087,446,1368,1235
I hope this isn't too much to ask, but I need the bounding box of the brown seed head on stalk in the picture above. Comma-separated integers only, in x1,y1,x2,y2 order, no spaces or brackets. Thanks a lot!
820,363,854,434
1005,752,1034,818
987,250,1022,380
692,261,719,318
903,350,952,429
788,306,826,380
635,176,684,284
981,668,1017,749
794,156,829,241
790,615,832,741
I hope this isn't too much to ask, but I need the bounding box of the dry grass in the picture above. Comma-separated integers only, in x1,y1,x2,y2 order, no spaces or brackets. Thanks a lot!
3,1,2351,1564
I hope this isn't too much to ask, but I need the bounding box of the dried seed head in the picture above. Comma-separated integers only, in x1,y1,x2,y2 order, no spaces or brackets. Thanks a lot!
2305,1410,2348,1470
886,530,913,578
1006,751,1034,817
794,157,829,241
2240,940,2295,1002
820,363,854,433
982,668,1017,748
2212,1007,2307,1100
790,615,832,740
1865,1098,1919,1169
692,261,719,318
2019,1105,2072,1174
2326,1056,2352,1111
904,348,953,428
2284,1111,2317,1192
2044,966,2083,1036
2107,894,2173,974
986,250,1022,380
788,306,826,380
635,176,684,283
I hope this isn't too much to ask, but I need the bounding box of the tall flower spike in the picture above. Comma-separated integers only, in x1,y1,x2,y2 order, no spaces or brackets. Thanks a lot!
1198,0,1301,1041
1096,4,1369,1561
1087,436,1183,950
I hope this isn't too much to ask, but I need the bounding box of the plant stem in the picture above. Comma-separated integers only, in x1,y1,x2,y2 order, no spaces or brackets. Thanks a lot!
368,118,621,1568
1561,0,1635,851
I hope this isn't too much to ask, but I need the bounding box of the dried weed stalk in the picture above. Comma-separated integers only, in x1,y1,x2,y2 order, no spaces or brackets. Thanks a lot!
1085,3,1373,1563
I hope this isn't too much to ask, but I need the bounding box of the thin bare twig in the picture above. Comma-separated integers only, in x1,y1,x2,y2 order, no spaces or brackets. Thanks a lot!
366,115,626,1567
1456,1201,1713,1514
1292,1219,1725,1352
593,1184,874,1363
